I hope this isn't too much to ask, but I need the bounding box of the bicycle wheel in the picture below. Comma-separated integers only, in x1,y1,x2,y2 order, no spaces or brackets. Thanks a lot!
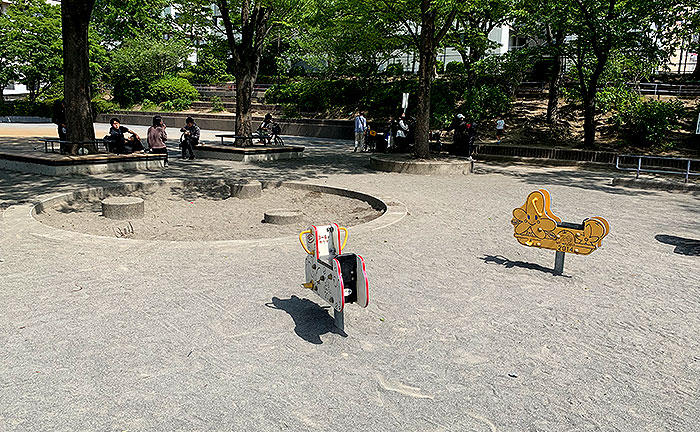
273,135,284,146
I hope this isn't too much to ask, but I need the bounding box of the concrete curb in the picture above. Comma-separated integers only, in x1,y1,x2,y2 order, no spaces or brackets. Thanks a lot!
9,179,407,248
370,154,474,175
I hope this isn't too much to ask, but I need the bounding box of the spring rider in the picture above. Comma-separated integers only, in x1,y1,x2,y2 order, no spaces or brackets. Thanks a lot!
299,224,369,331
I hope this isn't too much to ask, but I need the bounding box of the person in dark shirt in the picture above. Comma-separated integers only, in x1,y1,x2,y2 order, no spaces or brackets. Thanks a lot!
106,117,140,154
52,99,67,141
179,116,200,160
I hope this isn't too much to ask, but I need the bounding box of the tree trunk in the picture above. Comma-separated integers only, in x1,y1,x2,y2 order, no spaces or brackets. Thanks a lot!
546,53,562,124
582,95,596,148
235,60,258,144
546,31,565,124
414,4,437,159
61,0,97,155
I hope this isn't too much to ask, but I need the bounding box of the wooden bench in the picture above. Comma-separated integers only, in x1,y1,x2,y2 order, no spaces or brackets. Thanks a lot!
215,133,269,146
43,139,108,154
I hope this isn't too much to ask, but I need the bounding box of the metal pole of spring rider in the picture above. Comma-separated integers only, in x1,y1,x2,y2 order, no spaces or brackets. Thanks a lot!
334,309,344,332
554,251,565,275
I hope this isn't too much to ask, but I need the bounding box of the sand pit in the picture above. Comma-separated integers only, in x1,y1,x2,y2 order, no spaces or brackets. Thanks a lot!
34,183,383,241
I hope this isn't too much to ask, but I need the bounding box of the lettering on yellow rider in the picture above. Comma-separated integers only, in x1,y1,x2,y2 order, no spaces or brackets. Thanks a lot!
511,189,610,256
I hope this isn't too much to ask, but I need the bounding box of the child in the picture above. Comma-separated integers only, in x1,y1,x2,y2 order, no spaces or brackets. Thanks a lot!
496,117,505,143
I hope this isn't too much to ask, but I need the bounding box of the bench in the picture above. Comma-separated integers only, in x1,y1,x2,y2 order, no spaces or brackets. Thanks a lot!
43,139,108,154
215,133,284,147
215,133,268,146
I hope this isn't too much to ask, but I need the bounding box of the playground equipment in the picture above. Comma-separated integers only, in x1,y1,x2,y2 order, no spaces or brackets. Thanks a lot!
511,189,610,274
299,224,369,331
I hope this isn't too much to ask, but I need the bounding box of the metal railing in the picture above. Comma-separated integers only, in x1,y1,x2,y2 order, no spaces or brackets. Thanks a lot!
615,154,700,183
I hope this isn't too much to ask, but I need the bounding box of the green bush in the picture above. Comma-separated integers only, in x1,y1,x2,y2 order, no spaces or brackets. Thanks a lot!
0,99,55,117
458,85,512,123
445,61,466,75
210,95,225,112
191,55,230,84
110,37,190,106
161,98,193,111
385,63,404,76
615,99,685,147
265,78,472,128
148,76,198,105
92,98,119,114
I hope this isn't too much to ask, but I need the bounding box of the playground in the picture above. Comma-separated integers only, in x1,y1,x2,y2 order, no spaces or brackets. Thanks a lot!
0,123,698,431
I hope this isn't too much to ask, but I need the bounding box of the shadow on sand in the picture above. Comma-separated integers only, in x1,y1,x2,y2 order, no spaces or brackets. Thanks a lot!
265,295,347,344
480,254,572,278
655,234,700,256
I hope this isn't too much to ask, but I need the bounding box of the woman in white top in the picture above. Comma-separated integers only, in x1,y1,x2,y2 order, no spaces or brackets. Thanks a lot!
396,113,409,151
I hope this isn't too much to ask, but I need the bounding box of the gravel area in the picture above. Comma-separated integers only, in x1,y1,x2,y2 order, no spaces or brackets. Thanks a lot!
34,185,382,241
1,126,699,432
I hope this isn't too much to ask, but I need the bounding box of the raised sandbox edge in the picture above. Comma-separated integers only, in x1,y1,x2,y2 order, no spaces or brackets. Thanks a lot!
24,179,407,246
370,154,474,175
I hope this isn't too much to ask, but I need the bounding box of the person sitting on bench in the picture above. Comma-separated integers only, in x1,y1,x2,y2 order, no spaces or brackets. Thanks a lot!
257,113,273,144
105,117,142,154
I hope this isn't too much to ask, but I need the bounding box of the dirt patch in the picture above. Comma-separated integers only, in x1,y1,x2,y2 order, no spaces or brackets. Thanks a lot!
34,185,383,241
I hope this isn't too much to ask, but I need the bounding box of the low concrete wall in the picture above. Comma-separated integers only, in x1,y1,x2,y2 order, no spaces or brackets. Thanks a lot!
0,156,164,175
96,112,354,140
0,116,52,123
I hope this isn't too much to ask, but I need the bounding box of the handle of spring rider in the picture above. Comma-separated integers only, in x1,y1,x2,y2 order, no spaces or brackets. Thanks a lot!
299,230,313,254
339,226,348,252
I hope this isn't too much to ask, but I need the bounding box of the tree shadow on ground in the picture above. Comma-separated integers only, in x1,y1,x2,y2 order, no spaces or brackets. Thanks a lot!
655,234,700,256
479,254,572,278
475,161,663,197
265,295,347,344
0,136,380,210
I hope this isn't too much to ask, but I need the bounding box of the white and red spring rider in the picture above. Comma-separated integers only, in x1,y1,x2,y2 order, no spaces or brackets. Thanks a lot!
299,224,369,330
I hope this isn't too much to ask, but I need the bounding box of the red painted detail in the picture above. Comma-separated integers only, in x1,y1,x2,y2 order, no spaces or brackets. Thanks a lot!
312,225,320,260
333,223,342,254
357,255,369,308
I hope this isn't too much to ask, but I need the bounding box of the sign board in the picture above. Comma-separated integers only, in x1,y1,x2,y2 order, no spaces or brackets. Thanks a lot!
695,112,700,134
401,93,409,112
511,189,609,256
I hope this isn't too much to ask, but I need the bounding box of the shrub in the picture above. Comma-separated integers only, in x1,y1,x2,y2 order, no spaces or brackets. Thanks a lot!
445,61,466,75
148,76,199,105
0,99,55,117
210,95,225,112
161,98,193,111
385,63,404,76
615,99,684,147
92,98,119,114
458,85,512,123
110,37,190,106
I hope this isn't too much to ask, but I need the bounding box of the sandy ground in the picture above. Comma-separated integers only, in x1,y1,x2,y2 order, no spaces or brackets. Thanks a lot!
34,185,382,241
0,126,699,431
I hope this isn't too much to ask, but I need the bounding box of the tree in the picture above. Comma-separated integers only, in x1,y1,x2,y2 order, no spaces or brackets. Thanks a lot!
216,0,299,142
374,0,458,158
0,12,19,102
567,0,678,148
61,0,98,154
4,0,63,102
445,0,512,85
91,0,172,46
514,0,572,123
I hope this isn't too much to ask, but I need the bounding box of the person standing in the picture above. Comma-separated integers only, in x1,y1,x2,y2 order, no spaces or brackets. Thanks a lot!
354,111,367,152
496,117,505,143
447,114,467,155
180,116,200,160
148,115,168,166
52,99,67,141
395,112,409,152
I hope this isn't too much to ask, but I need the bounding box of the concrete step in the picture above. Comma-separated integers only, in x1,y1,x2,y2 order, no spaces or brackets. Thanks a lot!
191,101,278,112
